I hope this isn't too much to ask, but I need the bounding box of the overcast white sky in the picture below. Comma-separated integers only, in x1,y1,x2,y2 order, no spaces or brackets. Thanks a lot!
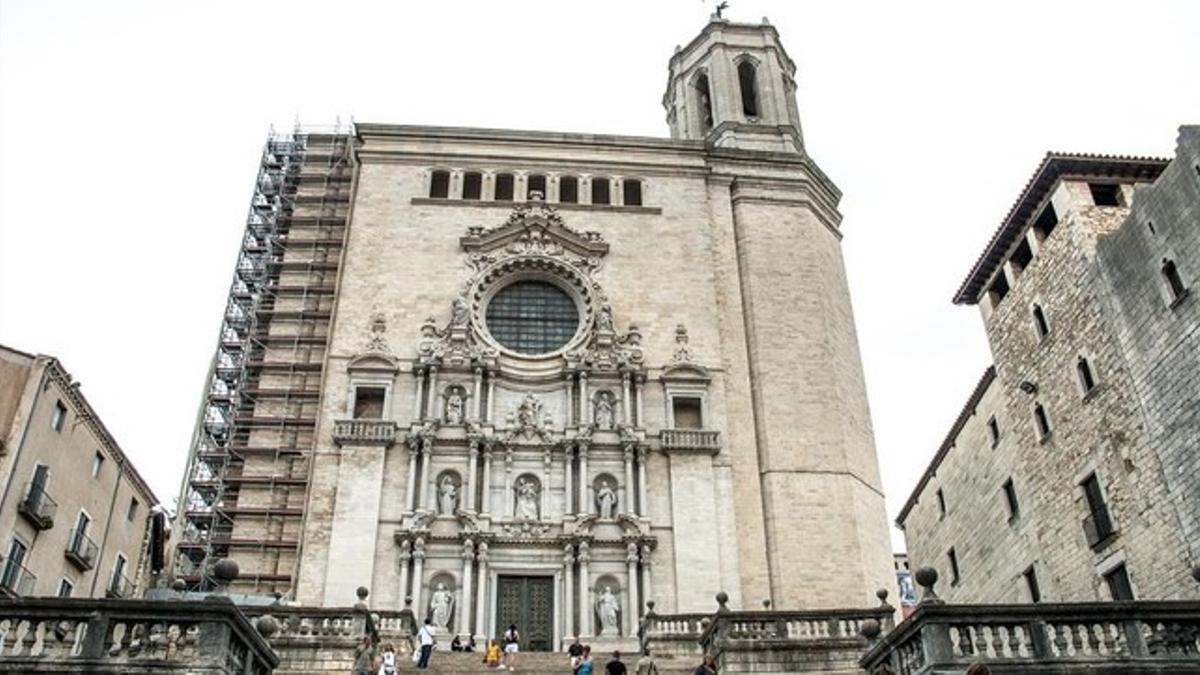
1,0,1197,550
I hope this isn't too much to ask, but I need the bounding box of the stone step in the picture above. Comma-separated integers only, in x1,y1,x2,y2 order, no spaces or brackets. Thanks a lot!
416,650,574,673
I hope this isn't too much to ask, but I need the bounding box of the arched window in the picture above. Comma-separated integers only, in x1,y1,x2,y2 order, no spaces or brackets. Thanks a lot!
494,173,514,201
1076,357,1097,394
559,176,579,203
462,171,482,200
527,174,546,199
1032,304,1049,339
591,177,611,205
694,73,714,131
429,170,450,199
622,179,643,207
737,60,759,117
1162,258,1186,301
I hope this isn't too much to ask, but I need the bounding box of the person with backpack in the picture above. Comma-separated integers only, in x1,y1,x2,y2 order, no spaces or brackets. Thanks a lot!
377,642,396,675
501,623,520,671
415,618,436,669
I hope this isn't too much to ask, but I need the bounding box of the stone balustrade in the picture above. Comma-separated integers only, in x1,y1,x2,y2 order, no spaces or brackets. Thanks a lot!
641,611,711,660
860,600,1200,674
241,600,416,673
660,428,721,453
0,596,276,674
331,419,398,447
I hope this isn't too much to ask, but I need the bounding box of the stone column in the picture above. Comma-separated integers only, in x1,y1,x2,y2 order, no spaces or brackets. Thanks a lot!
406,448,419,511
640,544,653,610
580,372,590,425
486,369,496,422
472,368,483,420
578,541,592,637
625,542,641,633
637,446,649,518
564,372,575,426
482,447,494,516
413,367,426,420
474,542,489,639
397,539,412,608
411,538,427,617
419,441,434,511
459,539,475,637
426,366,439,419
542,449,552,519
564,443,574,516
466,441,478,512
623,446,635,515
621,374,632,425
562,543,575,639
578,443,590,516
634,375,644,427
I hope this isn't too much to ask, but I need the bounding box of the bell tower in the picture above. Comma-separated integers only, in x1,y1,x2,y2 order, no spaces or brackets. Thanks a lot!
663,16,805,152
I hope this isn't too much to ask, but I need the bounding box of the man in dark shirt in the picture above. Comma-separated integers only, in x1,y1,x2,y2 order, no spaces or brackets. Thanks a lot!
606,650,627,675
568,637,584,669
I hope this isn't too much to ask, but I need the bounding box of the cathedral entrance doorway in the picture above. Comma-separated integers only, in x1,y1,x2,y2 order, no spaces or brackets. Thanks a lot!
495,575,554,651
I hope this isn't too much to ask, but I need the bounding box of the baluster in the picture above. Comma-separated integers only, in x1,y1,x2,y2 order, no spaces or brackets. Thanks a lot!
1085,623,1101,655
108,621,128,657
1051,623,1069,656
1070,622,1085,655
974,624,988,657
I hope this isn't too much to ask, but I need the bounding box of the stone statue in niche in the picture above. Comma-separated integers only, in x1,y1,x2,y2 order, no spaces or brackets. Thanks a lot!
444,388,465,424
450,297,470,328
593,391,615,430
429,582,454,629
517,394,542,429
596,480,617,519
596,305,615,332
596,585,621,636
515,478,540,520
438,475,459,515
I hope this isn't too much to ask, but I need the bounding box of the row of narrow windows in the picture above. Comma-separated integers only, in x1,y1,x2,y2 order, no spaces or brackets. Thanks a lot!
693,59,761,132
935,471,1131,599
429,170,643,207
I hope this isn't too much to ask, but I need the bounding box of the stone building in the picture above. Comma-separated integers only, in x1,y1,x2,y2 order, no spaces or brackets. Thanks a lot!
174,18,895,650
897,126,1200,604
0,343,160,600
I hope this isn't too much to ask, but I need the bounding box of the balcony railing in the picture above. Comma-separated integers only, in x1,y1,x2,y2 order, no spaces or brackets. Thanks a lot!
107,571,133,598
660,428,721,454
65,529,99,570
332,419,397,447
1083,506,1116,548
17,483,57,530
0,557,36,597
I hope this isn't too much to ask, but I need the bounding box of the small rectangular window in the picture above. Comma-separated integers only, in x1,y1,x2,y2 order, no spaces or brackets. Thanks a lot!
1088,183,1123,207
1023,566,1041,603
948,548,961,585
1032,304,1050,339
353,386,386,419
127,497,139,522
559,176,579,203
527,174,547,198
1081,473,1115,548
1033,403,1051,440
591,177,611,205
494,173,514,201
1077,357,1097,394
462,172,482,200
91,452,105,479
622,179,643,207
671,397,703,430
1002,478,1019,520
936,488,947,518
1104,564,1134,601
51,400,67,432
987,416,1000,446
429,170,450,198
57,578,74,597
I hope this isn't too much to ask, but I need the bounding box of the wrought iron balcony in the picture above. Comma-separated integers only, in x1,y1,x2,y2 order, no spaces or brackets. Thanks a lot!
107,571,133,599
660,428,721,454
332,419,397,447
65,529,99,570
0,557,36,597
1083,505,1116,549
17,483,57,530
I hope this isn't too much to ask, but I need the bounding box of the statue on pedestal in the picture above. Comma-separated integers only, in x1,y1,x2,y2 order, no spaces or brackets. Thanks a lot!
596,585,621,636
438,475,459,515
516,478,540,520
430,582,454,629
596,480,617,519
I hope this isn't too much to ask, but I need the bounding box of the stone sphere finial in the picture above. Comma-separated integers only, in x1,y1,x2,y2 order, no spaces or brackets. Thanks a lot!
404,596,413,608
914,567,943,605
715,591,730,613
255,614,279,639
646,600,656,617
761,599,771,610
860,618,881,642
876,588,891,606
355,586,369,609
171,578,187,593
211,558,239,596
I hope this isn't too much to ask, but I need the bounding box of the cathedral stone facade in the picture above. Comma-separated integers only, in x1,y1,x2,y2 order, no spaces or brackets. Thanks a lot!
177,18,893,650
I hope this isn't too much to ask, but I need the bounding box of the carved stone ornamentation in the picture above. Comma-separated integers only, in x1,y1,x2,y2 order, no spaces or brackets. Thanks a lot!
365,312,390,353
671,324,694,364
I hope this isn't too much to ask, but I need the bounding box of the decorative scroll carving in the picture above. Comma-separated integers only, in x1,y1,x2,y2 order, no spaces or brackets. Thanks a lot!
365,312,390,353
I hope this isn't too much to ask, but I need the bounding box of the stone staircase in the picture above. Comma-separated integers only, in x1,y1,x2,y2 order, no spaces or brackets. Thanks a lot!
415,651,696,674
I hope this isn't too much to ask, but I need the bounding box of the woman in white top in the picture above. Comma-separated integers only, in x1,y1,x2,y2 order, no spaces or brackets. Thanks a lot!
377,642,396,675
502,624,520,671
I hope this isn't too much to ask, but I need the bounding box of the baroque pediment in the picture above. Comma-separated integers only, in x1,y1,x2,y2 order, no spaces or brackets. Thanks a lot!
459,194,609,260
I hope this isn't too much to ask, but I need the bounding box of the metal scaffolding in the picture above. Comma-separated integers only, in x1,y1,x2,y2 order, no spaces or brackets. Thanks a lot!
174,124,354,595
